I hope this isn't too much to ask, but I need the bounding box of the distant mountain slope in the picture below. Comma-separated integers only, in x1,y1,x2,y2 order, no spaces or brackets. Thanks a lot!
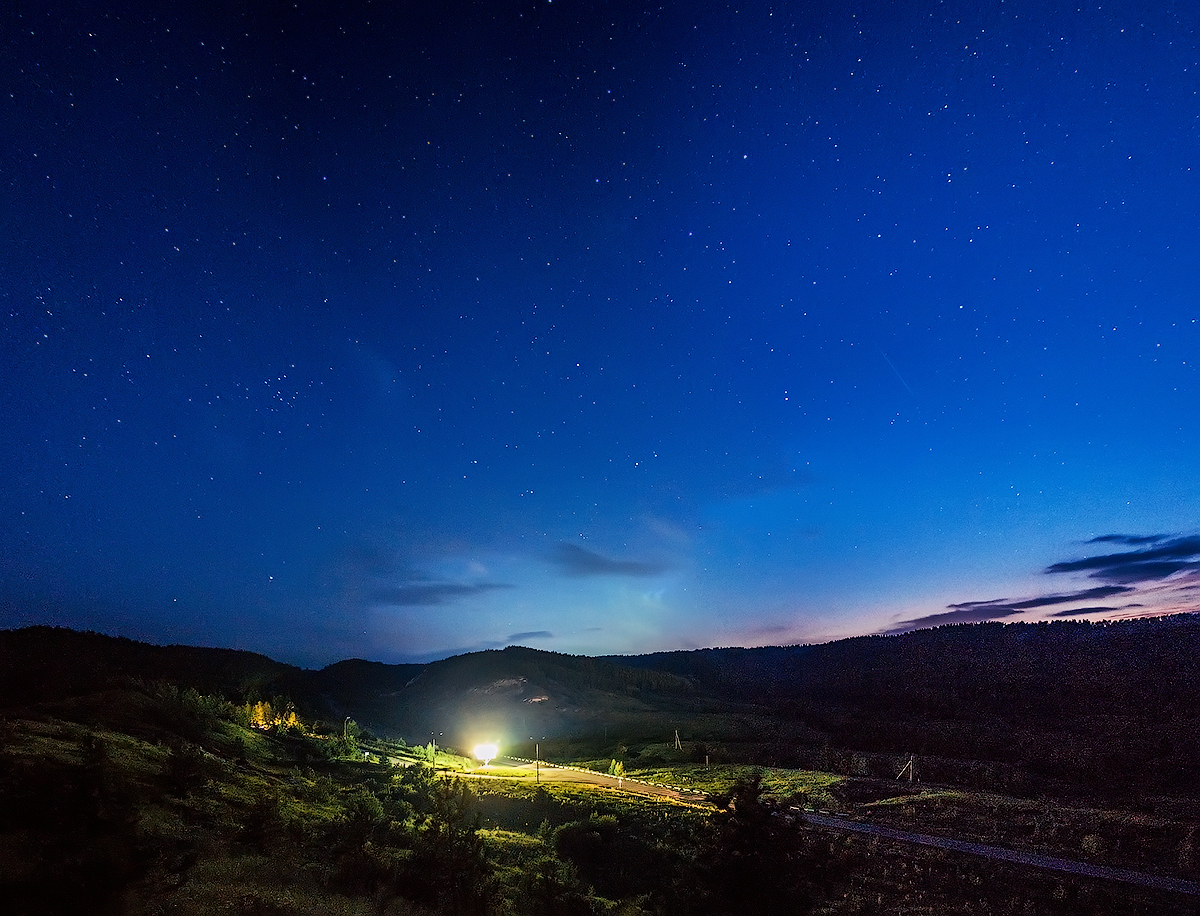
607,615,1200,794
610,615,1200,724
297,644,706,749
5,615,1199,796
0,627,710,751
8,616,1200,734
0,625,296,709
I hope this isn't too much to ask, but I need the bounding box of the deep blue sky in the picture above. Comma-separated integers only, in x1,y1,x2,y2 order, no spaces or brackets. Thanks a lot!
3,0,1199,667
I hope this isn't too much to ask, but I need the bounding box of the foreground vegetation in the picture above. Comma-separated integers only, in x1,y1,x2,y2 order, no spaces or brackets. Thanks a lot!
0,683,842,915
1,679,1197,915
3,621,1200,913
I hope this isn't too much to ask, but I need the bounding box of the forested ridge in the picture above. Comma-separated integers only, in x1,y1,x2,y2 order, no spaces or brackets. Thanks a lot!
610,616,1200,797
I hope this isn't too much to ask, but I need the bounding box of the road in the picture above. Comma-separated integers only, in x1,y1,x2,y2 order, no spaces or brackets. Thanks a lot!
451,755,1199,896
801,811,1200,896
489,756,707,802
381,752,703,801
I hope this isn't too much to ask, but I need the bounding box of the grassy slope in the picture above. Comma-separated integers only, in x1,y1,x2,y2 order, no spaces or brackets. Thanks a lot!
4,624,1200,913
0,683,706,916
3,701,1198,915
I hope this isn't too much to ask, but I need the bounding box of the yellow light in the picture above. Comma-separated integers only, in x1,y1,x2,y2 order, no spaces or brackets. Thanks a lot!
473,743,499,765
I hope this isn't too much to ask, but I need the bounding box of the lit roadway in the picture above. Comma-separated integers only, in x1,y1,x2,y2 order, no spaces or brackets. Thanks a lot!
479,756,707,803
455,756,1198,897
471,758,1199,895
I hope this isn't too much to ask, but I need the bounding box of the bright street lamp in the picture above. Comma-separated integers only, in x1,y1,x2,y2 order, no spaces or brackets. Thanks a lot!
473,743,498,766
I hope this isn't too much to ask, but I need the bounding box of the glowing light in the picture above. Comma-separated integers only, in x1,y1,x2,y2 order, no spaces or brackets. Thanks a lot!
473,743,499,765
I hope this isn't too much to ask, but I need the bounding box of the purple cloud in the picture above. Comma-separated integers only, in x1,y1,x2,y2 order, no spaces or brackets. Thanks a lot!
889,534,1200,637
947,585,1134,613
886,586,1137,635
882,605,1024,635
1046,603,1143,618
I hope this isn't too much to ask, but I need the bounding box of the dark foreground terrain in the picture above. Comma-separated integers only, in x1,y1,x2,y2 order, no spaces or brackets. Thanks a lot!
1,619,1199,914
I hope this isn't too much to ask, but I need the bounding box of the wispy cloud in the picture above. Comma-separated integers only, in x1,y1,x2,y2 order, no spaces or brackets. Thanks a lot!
1046,603,1142,617
508,630,553,641
946,585,1135,614
548,543,670,578
332,537,517,611
882,605,1025,635
886,584,1136,634
1088,533,1172,546
1046,535,1200,584
371,581,513,607
888,533,1200,636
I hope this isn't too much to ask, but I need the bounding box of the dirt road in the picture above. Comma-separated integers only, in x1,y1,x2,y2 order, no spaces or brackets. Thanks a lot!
492,756,707,802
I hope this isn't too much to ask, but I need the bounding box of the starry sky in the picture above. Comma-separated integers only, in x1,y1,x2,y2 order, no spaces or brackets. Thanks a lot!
3,0,1199,667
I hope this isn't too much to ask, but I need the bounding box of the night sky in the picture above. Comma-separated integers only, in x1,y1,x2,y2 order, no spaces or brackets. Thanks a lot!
4,1,1199,667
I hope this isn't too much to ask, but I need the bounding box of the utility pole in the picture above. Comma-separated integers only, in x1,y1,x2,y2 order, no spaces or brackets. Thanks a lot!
529,735,546,782
897,755,916,783
674,729,682,751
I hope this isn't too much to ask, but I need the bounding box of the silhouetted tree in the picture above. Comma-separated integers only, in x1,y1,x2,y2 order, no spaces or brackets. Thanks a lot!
518,856,600,916
697,773,820,913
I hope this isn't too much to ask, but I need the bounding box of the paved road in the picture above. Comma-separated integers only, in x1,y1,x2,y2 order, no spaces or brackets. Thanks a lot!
801,811,1200,896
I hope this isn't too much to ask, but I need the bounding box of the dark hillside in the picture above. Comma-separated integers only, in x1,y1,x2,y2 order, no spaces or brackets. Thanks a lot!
0,629,718,753
0,626,296,710
612,616,1200,722
311,645,707,750
612,616,1200,796
299,657,426,694
278,657,426,727
6,618,1200,799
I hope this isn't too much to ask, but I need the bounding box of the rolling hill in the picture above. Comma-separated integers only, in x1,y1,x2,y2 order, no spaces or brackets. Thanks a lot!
3,615,1199,799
